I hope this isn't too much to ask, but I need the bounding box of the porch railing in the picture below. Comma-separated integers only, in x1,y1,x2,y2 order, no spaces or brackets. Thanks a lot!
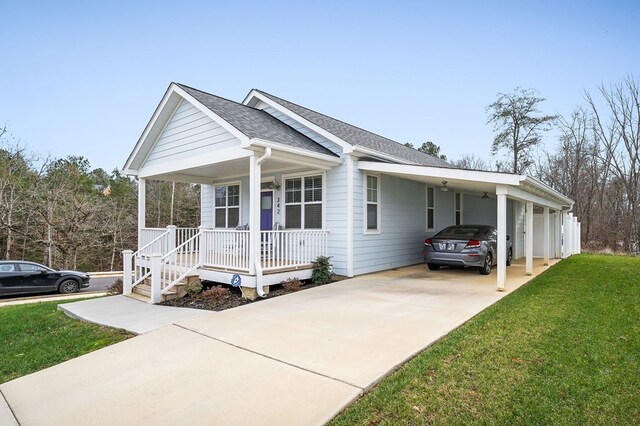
139,228,167,251
159,231,202,297
201,229,250,272
260,230,328,271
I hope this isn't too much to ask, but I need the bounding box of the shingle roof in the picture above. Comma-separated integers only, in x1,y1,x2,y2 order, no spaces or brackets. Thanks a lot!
254,90,453,168
176,83,337,157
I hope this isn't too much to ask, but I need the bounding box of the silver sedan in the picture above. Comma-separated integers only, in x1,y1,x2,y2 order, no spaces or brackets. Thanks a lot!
422,225,512,275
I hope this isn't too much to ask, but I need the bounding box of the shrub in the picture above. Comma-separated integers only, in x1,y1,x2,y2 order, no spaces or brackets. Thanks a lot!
184,280,203,296
106,278,123,295
312,255,333,284
201,285,231,303
282,277,303,292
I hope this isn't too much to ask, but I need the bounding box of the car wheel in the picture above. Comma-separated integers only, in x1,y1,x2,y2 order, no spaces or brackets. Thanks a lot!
479,253,492,275
507,248,513,266
59,279,79,294
427,263,440,271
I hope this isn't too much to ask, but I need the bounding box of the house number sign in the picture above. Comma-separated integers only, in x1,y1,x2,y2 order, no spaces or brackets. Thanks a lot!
230,274,241,287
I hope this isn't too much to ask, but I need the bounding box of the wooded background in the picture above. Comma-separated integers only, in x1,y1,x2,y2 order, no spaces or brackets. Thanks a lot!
1,78,638,271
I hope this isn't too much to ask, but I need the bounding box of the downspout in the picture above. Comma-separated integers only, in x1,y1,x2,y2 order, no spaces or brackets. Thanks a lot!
254,147,272,298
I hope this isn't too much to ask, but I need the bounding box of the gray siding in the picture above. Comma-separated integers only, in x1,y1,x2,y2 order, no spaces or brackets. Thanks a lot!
514,201,525,259
201,184,214,228
353,173,426,275
325,158,349,275
145,99,240,167
260,105,343,155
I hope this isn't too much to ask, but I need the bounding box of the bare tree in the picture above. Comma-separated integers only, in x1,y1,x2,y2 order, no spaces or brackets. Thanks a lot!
487,88,557,174
453,154,492,171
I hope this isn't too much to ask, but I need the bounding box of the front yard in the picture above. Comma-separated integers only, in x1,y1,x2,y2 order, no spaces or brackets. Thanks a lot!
0,299,133,383
331,254,640,425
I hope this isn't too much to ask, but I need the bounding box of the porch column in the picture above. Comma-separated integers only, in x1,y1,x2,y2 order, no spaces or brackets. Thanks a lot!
137,178,146,250
248,154,258,275
496,185,507,291
525,201,533,275
543,206,550,266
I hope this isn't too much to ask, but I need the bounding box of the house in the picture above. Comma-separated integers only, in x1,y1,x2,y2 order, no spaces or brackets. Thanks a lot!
122,83,581,303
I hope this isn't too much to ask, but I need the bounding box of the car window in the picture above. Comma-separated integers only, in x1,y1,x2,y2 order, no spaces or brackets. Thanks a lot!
18,264,48,272
441,226,481,237
0,264,17,272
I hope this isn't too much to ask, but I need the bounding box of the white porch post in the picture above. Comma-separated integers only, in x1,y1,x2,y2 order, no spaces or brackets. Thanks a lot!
122,250,132,295
137,178,146,250
543,206,550,266
248,154,258,275
198,225,208,266
346,155,354,277
167,225,177,253
150,253,162,304
525,201,533,275
496,185,507,291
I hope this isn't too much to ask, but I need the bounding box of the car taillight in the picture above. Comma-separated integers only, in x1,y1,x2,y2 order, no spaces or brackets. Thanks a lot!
465,239,481,249
424,238,432,246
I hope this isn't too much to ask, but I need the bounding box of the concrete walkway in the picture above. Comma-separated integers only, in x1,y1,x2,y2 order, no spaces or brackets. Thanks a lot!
59,295,212,334
1,259,557,425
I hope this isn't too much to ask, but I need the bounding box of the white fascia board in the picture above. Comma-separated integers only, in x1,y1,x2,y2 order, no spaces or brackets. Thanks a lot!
123,84,177,172
524,176,574,206
504,186,563,210
249,138,343,168
173,84,250,145
150,173,214,185
358,161,523,186
351,146,414,165
242,90,354,153
138,146,252,179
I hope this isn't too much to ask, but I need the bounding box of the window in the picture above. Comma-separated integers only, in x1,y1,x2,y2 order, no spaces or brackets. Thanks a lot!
426,186,435,229
214,184,240,228
455,192,463,225
366,174,380,231
284,175,323,229
18,263,49,272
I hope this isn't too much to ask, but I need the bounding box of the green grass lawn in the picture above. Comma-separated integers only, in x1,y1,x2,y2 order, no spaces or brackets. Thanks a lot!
0,299,133,384
331,254,640,425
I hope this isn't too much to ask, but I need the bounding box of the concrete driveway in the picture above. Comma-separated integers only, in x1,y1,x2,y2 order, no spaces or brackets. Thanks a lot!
0,259,556,425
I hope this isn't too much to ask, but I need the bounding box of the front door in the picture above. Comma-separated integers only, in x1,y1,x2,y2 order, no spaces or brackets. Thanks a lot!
260,191,273,231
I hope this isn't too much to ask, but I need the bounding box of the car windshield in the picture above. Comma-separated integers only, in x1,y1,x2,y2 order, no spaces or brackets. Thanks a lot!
439,226,482,237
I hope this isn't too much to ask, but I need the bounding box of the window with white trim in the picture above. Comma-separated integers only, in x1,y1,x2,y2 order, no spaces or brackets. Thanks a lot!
284,175,322,229
214,184,240,228
426,186,435,229
455,192,463,225
366,174,380,231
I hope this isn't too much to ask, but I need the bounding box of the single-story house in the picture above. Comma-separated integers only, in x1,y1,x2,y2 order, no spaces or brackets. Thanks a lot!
122,83,581,303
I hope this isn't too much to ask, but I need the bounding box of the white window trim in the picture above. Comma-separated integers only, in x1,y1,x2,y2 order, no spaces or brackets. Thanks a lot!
213,180,242,229
363,173,381,235
281,170,326,230
454,191,463,225
426,185,436,231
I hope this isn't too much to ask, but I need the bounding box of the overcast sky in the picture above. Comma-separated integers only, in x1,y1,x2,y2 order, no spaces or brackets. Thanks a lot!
1,0,639,172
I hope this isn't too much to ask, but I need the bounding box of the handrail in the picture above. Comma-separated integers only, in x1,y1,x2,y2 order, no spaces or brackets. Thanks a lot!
160,231,202,295
134,230,169,258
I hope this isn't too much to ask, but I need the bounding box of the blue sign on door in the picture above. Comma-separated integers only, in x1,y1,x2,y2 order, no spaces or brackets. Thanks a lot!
230,274,241,287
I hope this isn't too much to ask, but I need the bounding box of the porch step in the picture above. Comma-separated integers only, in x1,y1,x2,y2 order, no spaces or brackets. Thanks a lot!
131,275,199,303
125,292,149,303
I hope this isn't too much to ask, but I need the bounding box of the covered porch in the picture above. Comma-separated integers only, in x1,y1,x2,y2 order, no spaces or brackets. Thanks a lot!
123,145,340,303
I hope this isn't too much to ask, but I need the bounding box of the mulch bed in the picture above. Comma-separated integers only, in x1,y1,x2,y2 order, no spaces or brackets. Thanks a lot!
159,278,340,312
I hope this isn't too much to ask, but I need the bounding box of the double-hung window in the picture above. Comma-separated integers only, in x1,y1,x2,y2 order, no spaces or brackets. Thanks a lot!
426,186,435,230
284,175,323,229
455,192,463,225
214,184,240,228
365,174,380,232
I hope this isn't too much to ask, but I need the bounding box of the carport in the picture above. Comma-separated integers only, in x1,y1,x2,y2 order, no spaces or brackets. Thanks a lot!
358,162,579,291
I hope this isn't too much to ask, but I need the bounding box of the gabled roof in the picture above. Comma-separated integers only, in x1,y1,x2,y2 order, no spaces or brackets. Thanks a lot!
252,90,453,168
175,84,336,157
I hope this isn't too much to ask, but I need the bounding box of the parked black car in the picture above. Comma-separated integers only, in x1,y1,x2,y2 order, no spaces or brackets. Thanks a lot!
422,225,513,275
0,261,90,296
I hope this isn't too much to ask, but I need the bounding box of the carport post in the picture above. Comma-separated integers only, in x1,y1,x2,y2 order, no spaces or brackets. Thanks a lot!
525,202,533,275
543,207,550,266
496,186,507,291
137,178,146,250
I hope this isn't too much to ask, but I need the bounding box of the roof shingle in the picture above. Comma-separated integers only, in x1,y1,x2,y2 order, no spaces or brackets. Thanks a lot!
176,83,336,157
254,90,453,168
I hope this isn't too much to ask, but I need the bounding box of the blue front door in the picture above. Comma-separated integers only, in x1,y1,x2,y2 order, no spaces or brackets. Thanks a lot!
260,191,273,231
